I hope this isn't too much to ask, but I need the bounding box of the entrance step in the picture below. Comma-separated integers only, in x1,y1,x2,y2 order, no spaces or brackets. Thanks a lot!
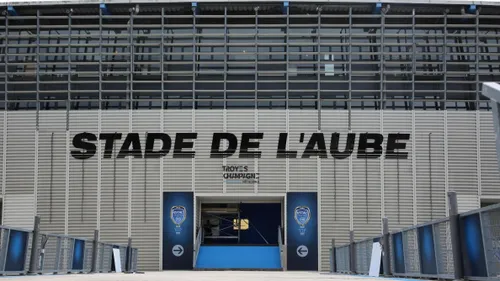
195,246,281,270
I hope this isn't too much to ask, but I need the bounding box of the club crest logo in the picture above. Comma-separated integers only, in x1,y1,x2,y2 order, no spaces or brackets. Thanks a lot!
294,206,311,236
170,206,187,235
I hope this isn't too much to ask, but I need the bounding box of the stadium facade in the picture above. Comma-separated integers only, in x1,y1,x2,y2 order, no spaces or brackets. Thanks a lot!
0,0,500,272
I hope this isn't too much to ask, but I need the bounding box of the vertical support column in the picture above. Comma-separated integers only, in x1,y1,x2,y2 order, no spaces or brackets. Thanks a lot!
28,216,41,274
382,217,391,276
349,230,355,274
91,230,99,273
330,239,335,273
448,191,463,280
126,237,133,272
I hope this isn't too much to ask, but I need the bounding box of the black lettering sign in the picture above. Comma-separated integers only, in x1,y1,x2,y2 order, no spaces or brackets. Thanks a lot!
117,133,143,159
71,132,97,160
99,133,122,159
386,133,410,159
330,133,356,159
240,133,263,158
277,133,297,158
357,133,384,159
173,133,197,158
302,133,328,159
145,133,172,159
211,133,238,158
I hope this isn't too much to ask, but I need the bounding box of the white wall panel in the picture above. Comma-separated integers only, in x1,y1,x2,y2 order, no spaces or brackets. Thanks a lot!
4,194,34,228
1,109,498,272
164,111,193,192
100,111,129,244
479,112,500,197
351,111,382,238
131,111,161,271
37,131,66,234
257,110,286,193
383,112,414,230
319,111,350,271
194,110,223,193
415,112,446,222
288,110,318,192
225,110,255,194
68,112,99,238
447,112,478,196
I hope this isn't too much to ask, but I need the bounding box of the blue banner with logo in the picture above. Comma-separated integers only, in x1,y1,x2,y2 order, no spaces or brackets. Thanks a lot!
392,232,405,274
286,192,318,271
72,239,85,271
5,230,29,272
460,213,487,277
163,192,193,270
418,225,437,275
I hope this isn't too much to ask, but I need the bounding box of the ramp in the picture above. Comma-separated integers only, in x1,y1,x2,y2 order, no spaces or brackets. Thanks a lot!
195,246,281,270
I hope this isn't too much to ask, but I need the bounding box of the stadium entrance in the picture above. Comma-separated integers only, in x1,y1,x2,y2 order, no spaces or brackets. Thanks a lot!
194,197,283,270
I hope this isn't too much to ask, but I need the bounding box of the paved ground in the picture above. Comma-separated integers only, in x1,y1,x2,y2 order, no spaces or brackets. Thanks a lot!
1,271,423,281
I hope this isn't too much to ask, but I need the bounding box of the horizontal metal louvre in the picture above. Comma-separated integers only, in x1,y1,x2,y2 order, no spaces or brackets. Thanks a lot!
0,4,498,111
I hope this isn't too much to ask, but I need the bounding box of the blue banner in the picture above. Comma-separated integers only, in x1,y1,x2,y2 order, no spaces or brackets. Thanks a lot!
163,192,193,270
418,225,437,275
72,239,85,271
286,192,318,271
460,213,487,277
5,230,29,272
392,232,405,274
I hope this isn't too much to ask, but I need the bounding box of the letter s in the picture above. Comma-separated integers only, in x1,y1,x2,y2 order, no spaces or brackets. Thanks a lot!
71,132,97,160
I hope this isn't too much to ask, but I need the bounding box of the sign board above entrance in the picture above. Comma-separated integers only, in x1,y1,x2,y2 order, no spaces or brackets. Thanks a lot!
71,132,410,160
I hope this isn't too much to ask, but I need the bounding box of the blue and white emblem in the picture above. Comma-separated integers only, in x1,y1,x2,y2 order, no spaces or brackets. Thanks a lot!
294,206,311,236
170,206,187,235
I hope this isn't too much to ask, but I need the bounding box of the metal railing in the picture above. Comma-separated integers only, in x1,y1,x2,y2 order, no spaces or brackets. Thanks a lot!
332,191,500,281
0,216,138,276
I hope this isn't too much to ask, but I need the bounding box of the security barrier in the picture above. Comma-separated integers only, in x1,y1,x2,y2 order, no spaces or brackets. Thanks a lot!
332,191,500,280
0,217,138,276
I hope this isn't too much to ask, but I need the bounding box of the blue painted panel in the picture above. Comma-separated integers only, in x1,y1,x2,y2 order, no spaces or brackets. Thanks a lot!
195,246,281,269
